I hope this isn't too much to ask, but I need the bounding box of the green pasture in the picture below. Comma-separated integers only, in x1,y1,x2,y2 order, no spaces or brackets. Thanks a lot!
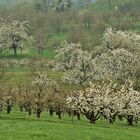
0,110,140,140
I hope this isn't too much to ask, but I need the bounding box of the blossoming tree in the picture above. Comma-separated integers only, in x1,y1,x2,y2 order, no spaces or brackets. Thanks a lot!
0,18,30,57
55,41,94,89
32,72,58,118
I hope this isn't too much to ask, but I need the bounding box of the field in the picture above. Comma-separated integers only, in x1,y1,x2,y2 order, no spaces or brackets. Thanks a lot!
0,0,140,140
0,110,140,140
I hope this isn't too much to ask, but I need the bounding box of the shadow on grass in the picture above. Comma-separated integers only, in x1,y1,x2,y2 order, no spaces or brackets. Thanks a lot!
0,113,93,126
0,113,137,129
0,54,34,59
0,48,56,60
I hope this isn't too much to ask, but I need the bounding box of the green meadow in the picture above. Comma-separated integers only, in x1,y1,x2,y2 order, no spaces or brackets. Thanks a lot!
0,111,140,140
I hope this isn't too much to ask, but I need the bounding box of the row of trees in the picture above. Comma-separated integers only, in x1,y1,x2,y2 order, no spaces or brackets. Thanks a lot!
0,72,66,119
0,72,139,126
67,81,140,125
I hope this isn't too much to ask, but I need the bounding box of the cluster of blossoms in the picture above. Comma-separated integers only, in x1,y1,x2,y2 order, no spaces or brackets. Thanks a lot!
67,81,140,125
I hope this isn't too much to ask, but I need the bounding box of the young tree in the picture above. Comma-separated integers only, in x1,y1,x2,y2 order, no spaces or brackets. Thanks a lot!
17,84,33,115
34,29,47,54
32,72,57,118
2,85,16,114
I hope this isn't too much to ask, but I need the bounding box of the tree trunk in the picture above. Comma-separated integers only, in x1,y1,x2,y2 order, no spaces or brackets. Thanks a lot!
37,109,41,118
28,109,32,115
85,112,96,124
0,105,3,111
77,113,81,120
118,115,123,121
58,113,61,119
56,111,62,119
135,117,138,124
49,108,54,116
7,105,11,114
13,46,17,57
109,118,114,124
20,106,23,112
112,115,116,122
68,111,71,117
90,118,96,124
127,115,133,125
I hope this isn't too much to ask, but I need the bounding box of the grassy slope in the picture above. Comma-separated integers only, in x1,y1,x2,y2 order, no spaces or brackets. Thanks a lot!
0,111,140,140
